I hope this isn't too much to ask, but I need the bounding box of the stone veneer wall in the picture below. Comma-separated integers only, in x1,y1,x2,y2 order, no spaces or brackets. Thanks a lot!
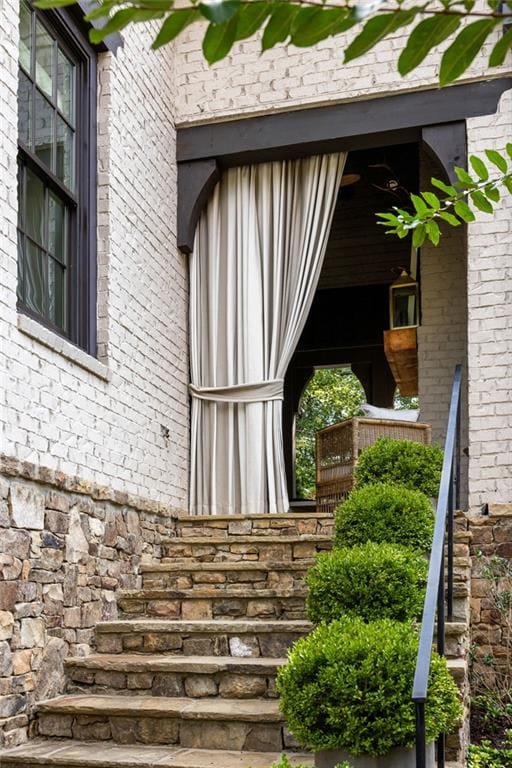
469,503,512,696
0,458,179,749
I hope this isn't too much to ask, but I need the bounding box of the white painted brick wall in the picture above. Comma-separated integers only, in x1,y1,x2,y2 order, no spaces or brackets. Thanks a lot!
0,8,189,508
176,22,508,124
466,89,512,511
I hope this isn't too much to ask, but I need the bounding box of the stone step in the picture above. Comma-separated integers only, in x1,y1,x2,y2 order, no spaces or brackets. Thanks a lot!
66,654,285,698
0,740,312,767
175,512,333,539
96,619,312,657
66,654,466,699
140,560,315,591
161,535,331,562
117,588,308,620
35,695,294,751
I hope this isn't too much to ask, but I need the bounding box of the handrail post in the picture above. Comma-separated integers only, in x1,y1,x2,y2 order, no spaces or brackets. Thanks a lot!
447,468,454,621
415,702,426,768
437,546,445,657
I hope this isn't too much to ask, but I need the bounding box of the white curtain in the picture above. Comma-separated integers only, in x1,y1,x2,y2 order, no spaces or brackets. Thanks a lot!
189,152,347,515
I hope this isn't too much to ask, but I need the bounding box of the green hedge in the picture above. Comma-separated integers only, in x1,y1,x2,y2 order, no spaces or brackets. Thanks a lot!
354,437,443,497
307,542,428,624
468,743,512,768
277,617,461,756
334,482,434,551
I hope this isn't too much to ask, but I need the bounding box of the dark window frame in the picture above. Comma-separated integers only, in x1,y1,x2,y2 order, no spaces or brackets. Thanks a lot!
17,1,98,357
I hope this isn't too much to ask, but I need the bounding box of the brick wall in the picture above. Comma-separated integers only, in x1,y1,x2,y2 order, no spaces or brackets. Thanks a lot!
175,24,507,124
466,89,512,512
0,8,189,508
417,152,469,502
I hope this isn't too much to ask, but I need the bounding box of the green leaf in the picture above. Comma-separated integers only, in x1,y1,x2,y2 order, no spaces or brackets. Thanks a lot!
153,9,199,49
235,2,270,41
439,211,461,227
344,10,418,63
89,8,162,43
454,200,476,222
431,177,457,196
506,143,512,160
262,3,300,51
203,16,238,63
34,0,77,7
412,224,426,248
470,155,489,181
410,193,429,216
291,7,350,47
425,220,441,245
489,26,512,66
504,176,512,194
199,0,240,25
439,19,499,85
470,190,494,213
421,191,441,210
454,166,475,187
485,184,500,202
84,2,117,22
398,15,460,75
484,149,508,173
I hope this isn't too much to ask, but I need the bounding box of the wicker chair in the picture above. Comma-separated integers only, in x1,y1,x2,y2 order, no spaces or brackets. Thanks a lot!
315,417,432,514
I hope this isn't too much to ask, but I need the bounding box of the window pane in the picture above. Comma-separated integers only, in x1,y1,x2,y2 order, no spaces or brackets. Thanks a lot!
19,1,32,75
17,232,25,305
48,257,66,330
18,70,32,147
34,88,54,171
25,240,45,316
35,20,54,99
56,116,74,189
25,169,45,246
57,49,74,123
17,164,24,229
49,193,67,264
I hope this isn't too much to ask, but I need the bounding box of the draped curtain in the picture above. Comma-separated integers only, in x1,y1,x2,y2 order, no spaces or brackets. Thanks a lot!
189,152,347,515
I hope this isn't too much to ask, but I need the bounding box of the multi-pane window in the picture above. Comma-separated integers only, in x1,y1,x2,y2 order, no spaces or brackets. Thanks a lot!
17,0,97,354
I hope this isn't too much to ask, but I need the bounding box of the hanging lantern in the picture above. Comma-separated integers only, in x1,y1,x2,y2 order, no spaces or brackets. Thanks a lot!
389,269,419,330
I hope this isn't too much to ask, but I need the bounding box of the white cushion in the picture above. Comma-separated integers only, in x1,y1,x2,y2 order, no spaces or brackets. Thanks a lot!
360,403,420,422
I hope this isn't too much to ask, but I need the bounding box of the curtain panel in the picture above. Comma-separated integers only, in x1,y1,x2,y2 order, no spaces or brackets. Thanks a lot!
189,152,347,515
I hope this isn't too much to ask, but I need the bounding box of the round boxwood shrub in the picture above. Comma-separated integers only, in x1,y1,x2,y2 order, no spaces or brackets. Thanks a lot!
277,617,461,756
306,542,428,624
354,437,443,497
334,482,434,551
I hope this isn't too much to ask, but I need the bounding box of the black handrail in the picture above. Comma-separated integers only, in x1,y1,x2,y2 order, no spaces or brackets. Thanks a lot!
413,364,462,768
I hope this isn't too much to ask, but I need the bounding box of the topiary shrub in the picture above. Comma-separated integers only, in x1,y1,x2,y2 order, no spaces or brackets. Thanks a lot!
334,482,434,551
306,542,428,624
277,617,461,756
354,437,443,497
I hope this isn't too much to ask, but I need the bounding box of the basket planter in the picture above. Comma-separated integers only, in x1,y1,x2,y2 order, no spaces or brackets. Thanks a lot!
315,742,435,768
315,417,431,514
383,327,419,397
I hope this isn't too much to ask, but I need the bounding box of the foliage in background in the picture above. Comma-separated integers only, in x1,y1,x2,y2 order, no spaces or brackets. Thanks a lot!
354,437,443,497
306,542,427,624
468,738,512,768
471,554,512,742
276,617,461,754
295,369,364,499
334,482,434,551
270,755,352,768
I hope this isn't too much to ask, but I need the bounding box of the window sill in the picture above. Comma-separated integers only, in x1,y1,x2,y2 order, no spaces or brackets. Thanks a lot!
17,313,111,382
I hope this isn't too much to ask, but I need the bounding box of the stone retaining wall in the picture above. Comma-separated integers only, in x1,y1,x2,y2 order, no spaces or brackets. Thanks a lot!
0,459,179,748
469,503,512,695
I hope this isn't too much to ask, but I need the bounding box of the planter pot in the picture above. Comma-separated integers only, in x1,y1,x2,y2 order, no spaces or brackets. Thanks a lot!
315,742,435,768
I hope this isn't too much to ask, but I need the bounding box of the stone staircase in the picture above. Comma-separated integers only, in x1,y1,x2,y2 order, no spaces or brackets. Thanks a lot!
0,511,470,768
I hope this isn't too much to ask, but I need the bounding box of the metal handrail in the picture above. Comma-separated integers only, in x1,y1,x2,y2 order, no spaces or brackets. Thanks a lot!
413,364,462,768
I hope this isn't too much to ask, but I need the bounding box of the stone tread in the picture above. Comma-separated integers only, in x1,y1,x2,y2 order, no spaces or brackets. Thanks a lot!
0,741,312,768
176,512,327,522
118,588,308,600
37,695,283,722
140,561,315,573
65,655,286,675
162,535,331,545
96,619,313,634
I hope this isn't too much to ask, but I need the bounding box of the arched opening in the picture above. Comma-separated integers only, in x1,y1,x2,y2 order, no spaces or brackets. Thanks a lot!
295,368,366,500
